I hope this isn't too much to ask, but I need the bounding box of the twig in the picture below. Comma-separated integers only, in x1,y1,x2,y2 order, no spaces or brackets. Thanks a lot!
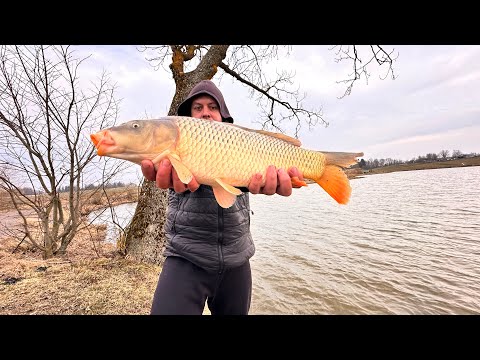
12,234,27,253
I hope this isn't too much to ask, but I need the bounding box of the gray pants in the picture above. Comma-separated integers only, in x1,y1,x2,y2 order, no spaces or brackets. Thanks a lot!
150,256,252,315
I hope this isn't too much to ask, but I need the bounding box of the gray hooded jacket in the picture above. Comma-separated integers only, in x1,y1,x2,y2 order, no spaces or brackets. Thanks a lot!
163,80,255,273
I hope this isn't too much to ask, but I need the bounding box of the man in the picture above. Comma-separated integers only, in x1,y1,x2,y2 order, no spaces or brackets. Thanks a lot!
141,80,303,315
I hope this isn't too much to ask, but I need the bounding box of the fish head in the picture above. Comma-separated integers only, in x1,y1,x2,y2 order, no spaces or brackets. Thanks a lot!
90,119,179,164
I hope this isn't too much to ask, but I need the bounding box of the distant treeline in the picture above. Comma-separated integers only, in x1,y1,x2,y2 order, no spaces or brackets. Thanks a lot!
80,182,135,191
359,149,478,170
19,182,136,195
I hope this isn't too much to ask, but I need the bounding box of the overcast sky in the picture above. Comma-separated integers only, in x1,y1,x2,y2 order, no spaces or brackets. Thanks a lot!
78,45,480,181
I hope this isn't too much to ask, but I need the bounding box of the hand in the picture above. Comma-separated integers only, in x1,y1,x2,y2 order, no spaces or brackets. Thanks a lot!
248,165,304,196
141,159,200,193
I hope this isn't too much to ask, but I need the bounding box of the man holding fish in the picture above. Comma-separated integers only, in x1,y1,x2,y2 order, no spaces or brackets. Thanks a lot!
141,80,304,315
90,79,362,314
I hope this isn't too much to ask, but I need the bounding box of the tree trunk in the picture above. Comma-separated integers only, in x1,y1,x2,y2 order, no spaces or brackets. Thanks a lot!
122,180,169,265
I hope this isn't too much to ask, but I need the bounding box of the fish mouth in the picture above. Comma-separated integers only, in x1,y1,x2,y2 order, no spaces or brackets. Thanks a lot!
90,130,115,156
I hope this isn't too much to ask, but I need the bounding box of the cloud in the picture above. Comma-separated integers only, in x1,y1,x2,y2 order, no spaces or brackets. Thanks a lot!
72,45,480,183
362,125,480,161
75,45,175,120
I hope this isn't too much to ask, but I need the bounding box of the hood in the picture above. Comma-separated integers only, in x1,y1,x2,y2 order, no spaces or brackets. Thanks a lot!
177,80,234,123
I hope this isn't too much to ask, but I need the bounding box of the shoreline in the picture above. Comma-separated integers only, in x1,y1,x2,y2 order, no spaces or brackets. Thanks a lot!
364,156,480,175
346,156,480,179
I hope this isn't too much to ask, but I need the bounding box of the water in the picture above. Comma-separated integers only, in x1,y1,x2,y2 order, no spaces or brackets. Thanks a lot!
89,166,480,314
88,203,137,244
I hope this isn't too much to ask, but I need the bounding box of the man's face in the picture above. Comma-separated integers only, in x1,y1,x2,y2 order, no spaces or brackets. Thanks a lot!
190,95,222,122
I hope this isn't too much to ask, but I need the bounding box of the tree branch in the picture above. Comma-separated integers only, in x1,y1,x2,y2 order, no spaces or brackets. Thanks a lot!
331,45,398,99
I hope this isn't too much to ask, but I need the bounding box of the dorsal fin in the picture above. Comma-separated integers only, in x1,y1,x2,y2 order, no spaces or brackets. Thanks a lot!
233,124,301,147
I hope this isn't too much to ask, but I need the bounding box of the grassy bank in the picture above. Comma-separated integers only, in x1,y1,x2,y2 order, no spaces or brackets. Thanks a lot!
0,184,162,315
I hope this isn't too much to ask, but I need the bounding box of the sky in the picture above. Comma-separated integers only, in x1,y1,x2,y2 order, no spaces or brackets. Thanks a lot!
76,45,480,182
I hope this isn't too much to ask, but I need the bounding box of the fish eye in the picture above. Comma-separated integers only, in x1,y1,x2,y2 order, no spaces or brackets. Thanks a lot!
132,123,140,128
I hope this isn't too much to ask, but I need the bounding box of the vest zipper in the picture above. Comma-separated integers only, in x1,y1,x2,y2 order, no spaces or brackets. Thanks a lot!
172,192,180,233
217,204,224,274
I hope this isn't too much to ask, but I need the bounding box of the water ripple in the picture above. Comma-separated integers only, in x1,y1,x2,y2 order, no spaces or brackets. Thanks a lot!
249,166,480,314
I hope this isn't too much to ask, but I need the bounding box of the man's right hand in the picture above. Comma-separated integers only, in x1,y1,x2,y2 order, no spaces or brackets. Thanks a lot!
141,159,200,193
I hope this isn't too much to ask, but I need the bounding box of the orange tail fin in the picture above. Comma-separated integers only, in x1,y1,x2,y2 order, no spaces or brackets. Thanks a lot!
315,165,352,205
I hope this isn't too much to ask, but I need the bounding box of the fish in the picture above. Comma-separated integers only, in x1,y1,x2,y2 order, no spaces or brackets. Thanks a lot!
90,116,363,208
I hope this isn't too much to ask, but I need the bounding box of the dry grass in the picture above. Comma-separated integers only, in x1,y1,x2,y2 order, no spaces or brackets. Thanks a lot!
0,226,161,315
0,185,164,315
0,191,16,212
0,185,140,214
80,185,140,215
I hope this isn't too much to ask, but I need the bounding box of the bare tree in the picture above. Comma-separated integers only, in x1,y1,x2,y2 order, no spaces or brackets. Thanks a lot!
0,45,121,259
438,150,450,160
451,149,462,158
122,45,397,265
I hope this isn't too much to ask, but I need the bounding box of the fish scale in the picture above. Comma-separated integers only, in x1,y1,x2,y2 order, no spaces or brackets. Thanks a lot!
175,117,325,187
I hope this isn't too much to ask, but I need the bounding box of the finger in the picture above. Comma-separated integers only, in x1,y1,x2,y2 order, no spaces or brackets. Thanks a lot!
276,168,292,196
288,166,304,181
141,160,156,182
248,173,263,194
156,159,174,189
288,166,307,188
261,165,278,195
187,177,200,192
172,168,188,193
287,166,302,180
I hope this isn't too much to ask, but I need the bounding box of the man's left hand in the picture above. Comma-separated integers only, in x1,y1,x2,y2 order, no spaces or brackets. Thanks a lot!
248,165,304,196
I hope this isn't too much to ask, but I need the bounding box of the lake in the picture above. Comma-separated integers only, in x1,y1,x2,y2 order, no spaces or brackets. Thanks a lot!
89,166,480,314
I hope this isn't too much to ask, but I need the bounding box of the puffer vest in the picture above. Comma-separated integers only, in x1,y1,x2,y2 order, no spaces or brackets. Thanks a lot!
163,185,255,273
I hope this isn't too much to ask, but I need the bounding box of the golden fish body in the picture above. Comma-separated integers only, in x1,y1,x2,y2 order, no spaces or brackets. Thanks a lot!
175,116,323,187
90,116,363,208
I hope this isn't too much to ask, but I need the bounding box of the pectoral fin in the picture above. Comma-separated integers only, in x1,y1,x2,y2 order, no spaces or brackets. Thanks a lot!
167,154,193,184
151,149,171,165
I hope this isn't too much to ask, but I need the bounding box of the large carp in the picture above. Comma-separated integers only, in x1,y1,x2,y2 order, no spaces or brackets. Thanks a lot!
90,116,363,208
